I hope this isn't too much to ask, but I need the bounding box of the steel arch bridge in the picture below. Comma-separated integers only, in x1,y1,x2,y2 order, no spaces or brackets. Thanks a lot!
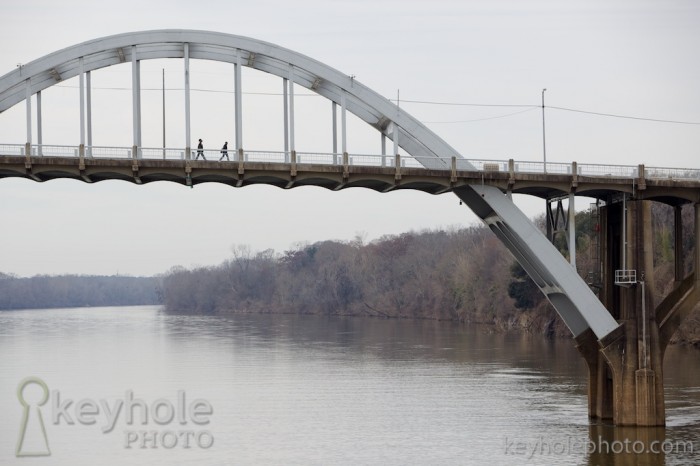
1,30,698,426
0,27,656,341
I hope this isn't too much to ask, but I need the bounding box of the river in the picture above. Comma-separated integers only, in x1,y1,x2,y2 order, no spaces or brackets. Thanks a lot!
0,305,698,465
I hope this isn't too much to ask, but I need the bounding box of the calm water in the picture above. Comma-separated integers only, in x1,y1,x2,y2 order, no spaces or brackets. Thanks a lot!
0,306,699,465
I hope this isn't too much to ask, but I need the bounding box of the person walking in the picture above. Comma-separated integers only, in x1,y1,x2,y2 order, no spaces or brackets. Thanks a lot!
219,141,229,161
196,138,206,160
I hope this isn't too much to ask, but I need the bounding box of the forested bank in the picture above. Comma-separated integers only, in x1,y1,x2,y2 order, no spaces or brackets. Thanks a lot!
161,203,700,347
0,274,161,310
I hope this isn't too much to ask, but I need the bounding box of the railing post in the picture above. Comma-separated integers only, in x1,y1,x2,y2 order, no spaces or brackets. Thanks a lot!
79,144,85,170
24,143,31,166
506,158,515,197
638,164,646,190
395,154,401,181
342,151,349,179
571,161,578,189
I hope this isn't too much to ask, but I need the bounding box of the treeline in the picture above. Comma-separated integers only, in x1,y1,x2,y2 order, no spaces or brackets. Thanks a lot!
0,274,161,310
161,225,566,334
163,227,517,321
161,203,700,346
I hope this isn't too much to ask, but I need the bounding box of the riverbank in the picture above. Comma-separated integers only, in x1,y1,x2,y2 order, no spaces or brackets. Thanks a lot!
160,214,700,348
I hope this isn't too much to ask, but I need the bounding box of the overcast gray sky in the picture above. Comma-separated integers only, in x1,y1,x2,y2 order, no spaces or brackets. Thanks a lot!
0,0,698,277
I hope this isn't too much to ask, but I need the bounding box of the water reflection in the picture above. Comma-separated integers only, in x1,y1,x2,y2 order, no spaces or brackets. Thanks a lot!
0,307,698,465
161,310,700,464
163,311,700,465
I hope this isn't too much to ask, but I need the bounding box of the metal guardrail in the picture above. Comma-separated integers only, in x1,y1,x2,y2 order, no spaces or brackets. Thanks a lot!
3,143,700,181
615,269,637,286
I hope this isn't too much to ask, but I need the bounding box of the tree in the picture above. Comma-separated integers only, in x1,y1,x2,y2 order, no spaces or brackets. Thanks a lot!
507,262,541,310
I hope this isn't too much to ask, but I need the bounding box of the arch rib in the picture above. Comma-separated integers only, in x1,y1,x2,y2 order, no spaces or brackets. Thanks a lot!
0,29,464,168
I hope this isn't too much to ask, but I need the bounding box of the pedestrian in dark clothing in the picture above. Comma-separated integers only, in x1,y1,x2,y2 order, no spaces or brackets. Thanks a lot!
196,139,206,160
220,141,229,161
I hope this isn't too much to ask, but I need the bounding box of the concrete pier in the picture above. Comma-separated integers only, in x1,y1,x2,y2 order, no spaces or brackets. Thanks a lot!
576,200,699,426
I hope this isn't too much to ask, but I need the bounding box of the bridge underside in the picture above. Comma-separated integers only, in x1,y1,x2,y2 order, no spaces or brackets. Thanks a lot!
2,155,699,206
0,156,453,193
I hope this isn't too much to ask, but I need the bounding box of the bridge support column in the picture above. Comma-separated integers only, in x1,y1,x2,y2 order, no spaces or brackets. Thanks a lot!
594,199,665,426
674,206,683,285
575,328,615,420
574,328,601,419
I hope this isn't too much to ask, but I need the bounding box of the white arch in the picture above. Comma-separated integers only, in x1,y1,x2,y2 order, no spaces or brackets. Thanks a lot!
0,29,461,169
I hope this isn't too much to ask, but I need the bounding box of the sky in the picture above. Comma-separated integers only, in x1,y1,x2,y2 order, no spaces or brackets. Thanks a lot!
0,0,698,277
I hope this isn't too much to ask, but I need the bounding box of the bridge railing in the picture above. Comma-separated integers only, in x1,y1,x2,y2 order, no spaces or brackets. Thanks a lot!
295,152,338,165
90,146,134,159
645,166,700,180
457,159,507,172
31,144,83,158
0,144,24,156
4,143,700,181
577,164,638,178
140,147,187,160
346,153,384,166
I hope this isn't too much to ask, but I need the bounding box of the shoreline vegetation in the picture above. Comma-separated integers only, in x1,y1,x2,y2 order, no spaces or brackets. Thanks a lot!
160,205,700,348
3,206,699,348
0,274,160,310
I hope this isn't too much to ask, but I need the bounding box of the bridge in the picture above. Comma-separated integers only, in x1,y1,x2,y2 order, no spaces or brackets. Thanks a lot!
1,29,699,427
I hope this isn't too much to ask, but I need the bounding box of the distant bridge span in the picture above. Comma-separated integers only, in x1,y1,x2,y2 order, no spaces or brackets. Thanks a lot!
2,30,699,426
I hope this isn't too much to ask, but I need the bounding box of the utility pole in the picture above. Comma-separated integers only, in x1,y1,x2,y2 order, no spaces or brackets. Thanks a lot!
541,88,547,173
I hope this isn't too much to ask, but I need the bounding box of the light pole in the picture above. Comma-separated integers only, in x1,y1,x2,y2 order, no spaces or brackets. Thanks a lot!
541,88,547,173
162,68,166,159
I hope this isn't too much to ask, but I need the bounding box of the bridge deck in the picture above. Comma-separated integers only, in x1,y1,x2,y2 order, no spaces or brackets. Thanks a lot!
2,147,699,204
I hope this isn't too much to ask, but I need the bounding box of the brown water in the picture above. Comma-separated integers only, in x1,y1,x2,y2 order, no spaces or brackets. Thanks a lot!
0,306,698,465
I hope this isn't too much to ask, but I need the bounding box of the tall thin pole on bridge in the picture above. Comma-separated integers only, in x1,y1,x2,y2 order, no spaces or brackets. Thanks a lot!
87,71,92,157
162,68,166,159
541,88,547,174
393,89,400,157
184,43,191,160
25,77,31,153
79,57,85,152
542,88,550,250
283,78,289,162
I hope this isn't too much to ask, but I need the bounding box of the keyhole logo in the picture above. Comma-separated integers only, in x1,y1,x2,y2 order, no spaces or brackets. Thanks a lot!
16,376,51,457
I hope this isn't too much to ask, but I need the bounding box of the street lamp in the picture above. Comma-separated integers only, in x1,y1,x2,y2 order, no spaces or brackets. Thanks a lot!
541,88,547,173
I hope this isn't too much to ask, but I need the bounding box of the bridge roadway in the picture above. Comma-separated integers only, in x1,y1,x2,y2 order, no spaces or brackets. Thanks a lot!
2,145,700,205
